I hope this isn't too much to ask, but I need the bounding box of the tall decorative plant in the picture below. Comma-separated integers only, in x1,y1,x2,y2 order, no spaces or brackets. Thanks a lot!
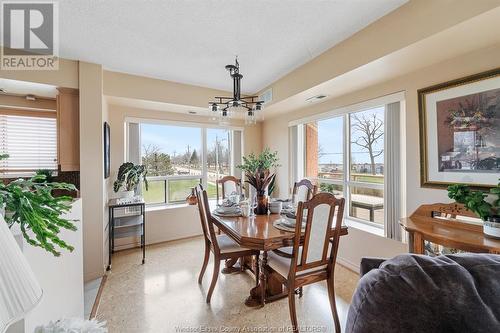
113,162,148,193
237,148,280,196
0,154,77,256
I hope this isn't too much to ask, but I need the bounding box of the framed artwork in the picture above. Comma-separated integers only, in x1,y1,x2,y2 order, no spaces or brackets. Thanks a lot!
418,68,500,189
104,122,110,179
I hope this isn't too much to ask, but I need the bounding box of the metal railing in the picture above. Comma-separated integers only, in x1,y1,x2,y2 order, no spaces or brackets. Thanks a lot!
143,175,202,205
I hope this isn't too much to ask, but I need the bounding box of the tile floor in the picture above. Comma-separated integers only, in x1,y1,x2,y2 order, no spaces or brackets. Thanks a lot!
97,236,359,332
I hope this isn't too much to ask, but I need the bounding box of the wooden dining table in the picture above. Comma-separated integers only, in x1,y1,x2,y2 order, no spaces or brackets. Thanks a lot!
212,212,349,307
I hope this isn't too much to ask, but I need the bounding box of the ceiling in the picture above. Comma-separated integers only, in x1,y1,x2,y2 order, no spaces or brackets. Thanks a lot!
59,0,407,94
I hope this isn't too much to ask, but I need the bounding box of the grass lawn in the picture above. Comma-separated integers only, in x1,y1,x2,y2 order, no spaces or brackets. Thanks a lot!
143,180,217,204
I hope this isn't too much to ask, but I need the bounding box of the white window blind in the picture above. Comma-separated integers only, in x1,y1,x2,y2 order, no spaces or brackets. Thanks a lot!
0,113,57,174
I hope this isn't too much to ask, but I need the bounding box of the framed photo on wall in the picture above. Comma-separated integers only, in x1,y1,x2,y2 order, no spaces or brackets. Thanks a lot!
104,121,110,179
418,68,500,189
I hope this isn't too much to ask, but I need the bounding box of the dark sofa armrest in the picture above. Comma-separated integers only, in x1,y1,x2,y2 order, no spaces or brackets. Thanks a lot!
359,257,387,277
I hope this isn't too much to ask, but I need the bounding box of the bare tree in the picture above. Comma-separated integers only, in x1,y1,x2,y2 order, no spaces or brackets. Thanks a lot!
351,113,384,175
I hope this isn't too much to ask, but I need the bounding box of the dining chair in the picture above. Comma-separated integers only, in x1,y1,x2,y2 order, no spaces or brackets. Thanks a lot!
265,192,345,333
216,175,242,205
194,185,260,303
292,179,317,203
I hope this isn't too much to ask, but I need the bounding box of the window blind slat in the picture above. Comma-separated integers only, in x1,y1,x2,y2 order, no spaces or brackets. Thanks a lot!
0,114,57,174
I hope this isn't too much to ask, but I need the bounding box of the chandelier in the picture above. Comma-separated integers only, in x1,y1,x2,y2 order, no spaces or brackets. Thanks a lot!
209,57,263,125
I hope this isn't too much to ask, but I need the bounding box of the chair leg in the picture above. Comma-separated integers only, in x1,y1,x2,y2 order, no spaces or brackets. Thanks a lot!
198,243,210,284
327,274,341,333
254,254,260,288
288,288,299,333
206,258,220,303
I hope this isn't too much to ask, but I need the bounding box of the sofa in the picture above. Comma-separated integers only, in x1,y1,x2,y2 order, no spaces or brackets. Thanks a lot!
346,254,500,333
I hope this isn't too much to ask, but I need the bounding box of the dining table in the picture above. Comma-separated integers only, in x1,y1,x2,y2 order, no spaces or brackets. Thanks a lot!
212,212,349,307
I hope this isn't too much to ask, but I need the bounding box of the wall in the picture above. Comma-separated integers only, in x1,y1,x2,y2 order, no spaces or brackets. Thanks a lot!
79,62,106,281
262,43,500,270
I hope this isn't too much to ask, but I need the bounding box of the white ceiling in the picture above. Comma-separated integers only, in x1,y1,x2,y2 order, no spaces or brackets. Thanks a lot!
59,0,408,94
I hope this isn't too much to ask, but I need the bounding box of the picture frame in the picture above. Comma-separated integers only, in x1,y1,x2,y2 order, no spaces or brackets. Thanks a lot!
104,122,110,179
418,68,500,190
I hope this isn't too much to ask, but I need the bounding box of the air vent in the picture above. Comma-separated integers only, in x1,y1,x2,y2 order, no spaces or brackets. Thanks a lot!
305,94,327,103
259,88,273,104
188,111,197,115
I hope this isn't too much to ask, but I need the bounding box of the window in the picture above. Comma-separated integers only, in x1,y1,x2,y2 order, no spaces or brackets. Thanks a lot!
134,121,239,205
0,112,57,176
302,106,386,227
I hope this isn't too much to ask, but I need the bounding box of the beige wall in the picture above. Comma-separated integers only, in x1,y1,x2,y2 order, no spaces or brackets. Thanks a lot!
79,62,106,281
262,43,500,269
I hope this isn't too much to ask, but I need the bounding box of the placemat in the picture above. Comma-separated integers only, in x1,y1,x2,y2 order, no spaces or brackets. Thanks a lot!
273,220,305,232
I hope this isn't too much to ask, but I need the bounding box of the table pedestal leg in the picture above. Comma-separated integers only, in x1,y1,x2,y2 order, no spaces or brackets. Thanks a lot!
222,257,242,274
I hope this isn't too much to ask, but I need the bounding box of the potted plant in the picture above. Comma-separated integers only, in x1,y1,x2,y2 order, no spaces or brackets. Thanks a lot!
237,148,280,214
0,154,78,256
447,179,500,238
113,162,148,198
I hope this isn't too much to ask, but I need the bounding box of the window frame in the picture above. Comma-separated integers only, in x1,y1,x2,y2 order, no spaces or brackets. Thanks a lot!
291,92,405,231
126,117,243,206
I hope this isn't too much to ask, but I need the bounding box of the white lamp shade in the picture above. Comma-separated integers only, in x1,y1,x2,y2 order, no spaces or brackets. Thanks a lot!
0,215,42,332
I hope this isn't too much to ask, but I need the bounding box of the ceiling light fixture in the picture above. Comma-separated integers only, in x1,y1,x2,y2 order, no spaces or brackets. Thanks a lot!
209,57,263,125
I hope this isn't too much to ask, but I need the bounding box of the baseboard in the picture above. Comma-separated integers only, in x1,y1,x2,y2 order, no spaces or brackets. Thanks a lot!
84,270,104,283
337,256,360,274
89,275,107,319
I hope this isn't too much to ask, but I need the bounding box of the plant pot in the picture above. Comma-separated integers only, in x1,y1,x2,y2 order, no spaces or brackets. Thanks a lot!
254,194,269,215
117,190,135,199
484,216,500,239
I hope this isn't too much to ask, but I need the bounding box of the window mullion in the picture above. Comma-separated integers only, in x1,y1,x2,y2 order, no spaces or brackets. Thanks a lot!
201,128,207,189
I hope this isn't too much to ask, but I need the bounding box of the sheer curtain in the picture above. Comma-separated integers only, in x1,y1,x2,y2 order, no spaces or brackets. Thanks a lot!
384,102,402,241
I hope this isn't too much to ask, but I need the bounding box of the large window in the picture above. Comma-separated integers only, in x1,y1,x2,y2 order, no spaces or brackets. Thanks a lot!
136,122,238,205
303,106,385,227
0,112,57,176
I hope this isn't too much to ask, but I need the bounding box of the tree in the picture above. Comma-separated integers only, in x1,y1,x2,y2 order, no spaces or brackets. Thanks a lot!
351,113,384,175
190,149,199,167
142,144,174,176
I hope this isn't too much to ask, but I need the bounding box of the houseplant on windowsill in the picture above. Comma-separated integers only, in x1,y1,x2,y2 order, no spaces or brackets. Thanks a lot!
113,162,148,198
447,179,500,238
237,148,280,214
0,154,78,256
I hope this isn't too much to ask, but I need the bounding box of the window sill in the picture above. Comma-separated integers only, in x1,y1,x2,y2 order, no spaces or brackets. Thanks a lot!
345,218,384,237
145,199,217,213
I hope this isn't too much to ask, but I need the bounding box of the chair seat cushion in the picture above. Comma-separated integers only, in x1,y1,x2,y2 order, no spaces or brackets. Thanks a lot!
346,254,500,333
267,251,327,278
216,234,251,254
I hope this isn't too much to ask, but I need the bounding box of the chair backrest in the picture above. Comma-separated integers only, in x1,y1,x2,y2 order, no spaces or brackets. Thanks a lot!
195,185,218,247
292,179,317,203
216,176,242,203
290,192,345,277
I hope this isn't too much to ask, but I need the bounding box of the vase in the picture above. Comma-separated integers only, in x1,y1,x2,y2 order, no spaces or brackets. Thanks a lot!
484,215,500,239
254,193,269,215
186,188,198,205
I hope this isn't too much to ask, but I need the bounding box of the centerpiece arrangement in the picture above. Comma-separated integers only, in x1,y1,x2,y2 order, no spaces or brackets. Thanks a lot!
447,179,500,238
0,154,78,256
237,148,280,215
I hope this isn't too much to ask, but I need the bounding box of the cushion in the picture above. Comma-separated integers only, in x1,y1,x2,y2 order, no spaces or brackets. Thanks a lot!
216,235,251,253
267,251,327,278
346,254,500,333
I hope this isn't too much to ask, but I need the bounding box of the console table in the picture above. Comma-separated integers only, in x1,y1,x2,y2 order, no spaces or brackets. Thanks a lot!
400,203,500,255
107,201,146,270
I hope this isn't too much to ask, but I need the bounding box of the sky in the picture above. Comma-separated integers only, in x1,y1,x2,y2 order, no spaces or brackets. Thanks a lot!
141,124,229,156
318,106,385,165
